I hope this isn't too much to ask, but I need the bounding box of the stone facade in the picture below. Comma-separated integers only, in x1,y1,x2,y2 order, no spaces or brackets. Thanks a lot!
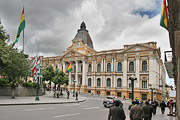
41,22,166,101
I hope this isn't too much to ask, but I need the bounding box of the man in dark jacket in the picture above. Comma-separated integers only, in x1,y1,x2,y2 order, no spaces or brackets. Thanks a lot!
130,100,142,120
142,101,154,120
160,101,166,114
108,100,126,120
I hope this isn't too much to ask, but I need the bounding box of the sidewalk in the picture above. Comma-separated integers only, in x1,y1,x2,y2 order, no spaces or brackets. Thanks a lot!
0,91,86,106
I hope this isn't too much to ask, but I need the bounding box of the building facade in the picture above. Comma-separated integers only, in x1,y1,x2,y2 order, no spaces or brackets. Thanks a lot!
42,22,166,100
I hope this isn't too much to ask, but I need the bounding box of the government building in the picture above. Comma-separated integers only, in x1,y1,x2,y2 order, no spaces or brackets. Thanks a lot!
41,22,166,100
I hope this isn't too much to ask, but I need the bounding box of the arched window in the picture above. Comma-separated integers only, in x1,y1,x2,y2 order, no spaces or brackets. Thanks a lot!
142,61,147,71
117,78,122,87
97,63,101,72
118,62,122,71
88,64,92,72
129,62,134,71
88,78,91,86
107,63,111,72
107,78,111,87
97,78,101,87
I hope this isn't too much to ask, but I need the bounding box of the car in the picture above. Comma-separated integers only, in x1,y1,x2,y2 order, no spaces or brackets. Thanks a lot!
103,96,123,108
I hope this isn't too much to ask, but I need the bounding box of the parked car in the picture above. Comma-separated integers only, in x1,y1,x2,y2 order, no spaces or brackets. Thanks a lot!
103,96,123,108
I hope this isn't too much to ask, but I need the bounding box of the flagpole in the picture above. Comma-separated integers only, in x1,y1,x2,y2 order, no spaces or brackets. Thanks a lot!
23,29,24,53
23,5,25,53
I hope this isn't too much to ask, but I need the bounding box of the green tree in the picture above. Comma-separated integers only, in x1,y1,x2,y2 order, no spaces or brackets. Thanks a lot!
42,65,54,90
0,21,29,98
53,70,68,96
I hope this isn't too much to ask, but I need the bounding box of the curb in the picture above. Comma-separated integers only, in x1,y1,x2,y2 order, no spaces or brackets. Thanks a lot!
0,99,86,106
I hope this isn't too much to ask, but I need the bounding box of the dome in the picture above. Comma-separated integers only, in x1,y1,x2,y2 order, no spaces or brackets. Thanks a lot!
74,22,94,49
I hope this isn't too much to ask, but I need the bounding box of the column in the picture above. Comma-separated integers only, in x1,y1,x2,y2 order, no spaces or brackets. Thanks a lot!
101,59,103,72
94,76,96,86
82,60,86,85
135,54,139,88
94,60,96,72
63,61,65,73
104,59,106,72
149,54,156,85
123,56,127,88
75,60,78,85
114,76,116,87
114,58,116,72
111,58,114,72
92,60,94,72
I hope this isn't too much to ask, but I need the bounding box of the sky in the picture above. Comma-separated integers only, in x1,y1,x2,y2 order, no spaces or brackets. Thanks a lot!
0,0,174,86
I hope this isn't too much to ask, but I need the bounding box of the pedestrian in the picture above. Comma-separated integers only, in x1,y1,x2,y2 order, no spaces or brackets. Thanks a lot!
160,101,166,114
75,92,78,100
123,95,126,100
56,89,59,98
130,100,142,120
169,99,174,115
151,101,158,115
142,101,154,120
67,91,70,99
129,101,136,110
129,101,136,120
108,100,126,120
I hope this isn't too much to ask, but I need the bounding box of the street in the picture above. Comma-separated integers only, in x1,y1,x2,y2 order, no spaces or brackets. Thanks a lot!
0,94,176,120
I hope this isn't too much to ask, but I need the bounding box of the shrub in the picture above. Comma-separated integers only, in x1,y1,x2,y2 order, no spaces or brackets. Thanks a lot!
0,79,8,86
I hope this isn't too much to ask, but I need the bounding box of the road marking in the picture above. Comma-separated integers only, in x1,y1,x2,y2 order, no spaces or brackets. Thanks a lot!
25,107,54,111
101,109,109,111
84,107,99,110
54,113,81,118
64,103,80,106
79,105,87,107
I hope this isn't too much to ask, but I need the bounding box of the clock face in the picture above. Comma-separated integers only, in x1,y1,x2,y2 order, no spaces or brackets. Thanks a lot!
74,42,79,47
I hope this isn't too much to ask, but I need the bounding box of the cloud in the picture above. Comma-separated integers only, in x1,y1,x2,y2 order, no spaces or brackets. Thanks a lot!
0,0,170,58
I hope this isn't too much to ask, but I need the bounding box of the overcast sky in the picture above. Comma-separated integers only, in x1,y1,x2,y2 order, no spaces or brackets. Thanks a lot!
0,0,174,85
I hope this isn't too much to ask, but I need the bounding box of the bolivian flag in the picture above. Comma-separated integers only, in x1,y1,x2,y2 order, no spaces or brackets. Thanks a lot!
66,62,72,72
160,0,168,30
12,8,25,46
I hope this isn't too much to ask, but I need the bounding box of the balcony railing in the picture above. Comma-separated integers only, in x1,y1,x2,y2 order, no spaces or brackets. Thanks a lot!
127,71,135,73
140,70,149,73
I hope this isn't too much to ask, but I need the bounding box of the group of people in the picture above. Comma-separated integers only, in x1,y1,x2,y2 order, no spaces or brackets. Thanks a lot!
66,90,78,100
108,99,174,120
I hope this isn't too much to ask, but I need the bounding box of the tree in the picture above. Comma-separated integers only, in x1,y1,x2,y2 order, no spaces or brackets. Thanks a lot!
53,70,68,96
0,20,29,98
42,65,54,90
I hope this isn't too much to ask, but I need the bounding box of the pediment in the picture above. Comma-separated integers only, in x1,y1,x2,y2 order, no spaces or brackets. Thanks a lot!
61,50,86,58
123,44,155,53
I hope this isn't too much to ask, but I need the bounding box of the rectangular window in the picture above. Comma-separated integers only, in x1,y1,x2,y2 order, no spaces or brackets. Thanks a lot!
129,93,132,99
129,83,132,88
117,92,121,98
142,94,147,100
142,81,147,88
106,92,110,96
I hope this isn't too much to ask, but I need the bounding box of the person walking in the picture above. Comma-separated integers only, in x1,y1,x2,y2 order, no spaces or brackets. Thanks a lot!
130,100,142,120
75,92,78,100
108,100,126,120
67,91,70,99
129,101,136,120
151,101,158,115
142,101,154,120
160,101,166,114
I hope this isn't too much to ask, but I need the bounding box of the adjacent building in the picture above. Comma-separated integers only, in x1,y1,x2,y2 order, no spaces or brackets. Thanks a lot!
41,22,166,100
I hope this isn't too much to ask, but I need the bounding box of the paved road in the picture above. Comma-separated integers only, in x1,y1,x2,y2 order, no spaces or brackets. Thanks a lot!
0,93,176,120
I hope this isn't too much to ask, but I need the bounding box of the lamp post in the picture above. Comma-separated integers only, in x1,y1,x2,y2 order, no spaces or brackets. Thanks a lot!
129,75,137,101
149,85,155,102
73,80,76,97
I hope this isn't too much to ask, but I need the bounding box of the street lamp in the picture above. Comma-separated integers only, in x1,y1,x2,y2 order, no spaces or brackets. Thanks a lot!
73,80,76,97
149,84,155,102
129,75,137,101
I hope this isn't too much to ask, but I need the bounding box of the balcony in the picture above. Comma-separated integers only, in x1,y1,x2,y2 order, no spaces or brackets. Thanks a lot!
127,71,135,73
164,51,174,78
140,70,149,74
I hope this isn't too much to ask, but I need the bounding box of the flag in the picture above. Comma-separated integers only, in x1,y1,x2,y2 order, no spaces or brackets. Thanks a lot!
32,56,41,76
12,8,25,46
66,62,72,72
160,0,168,30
